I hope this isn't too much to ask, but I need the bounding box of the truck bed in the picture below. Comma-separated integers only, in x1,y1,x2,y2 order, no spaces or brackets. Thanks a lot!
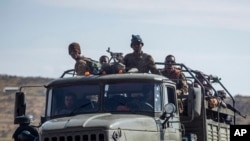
180,101,232,141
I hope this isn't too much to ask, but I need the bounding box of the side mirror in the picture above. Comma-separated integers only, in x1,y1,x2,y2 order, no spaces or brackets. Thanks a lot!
14,92,26,124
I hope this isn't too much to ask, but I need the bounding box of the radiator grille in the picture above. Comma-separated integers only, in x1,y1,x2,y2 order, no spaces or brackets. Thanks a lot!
42,129,106,141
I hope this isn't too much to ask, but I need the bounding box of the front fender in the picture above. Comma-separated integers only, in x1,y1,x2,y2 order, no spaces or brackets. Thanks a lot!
13,125,39,141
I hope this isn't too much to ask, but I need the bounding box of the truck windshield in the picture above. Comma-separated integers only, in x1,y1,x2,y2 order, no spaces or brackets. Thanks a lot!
103,82,160,112
50,84,100,116
50,82,160,117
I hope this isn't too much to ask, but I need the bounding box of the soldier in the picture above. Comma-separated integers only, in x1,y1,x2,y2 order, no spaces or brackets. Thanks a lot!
99,54,125,74
56,93,77,115
99,55,112,74
68,42,95,76
194,72,220,109
161,55,188,95
161,55,189,114
195,71,214,96
123,34,160,74
99,55,109,65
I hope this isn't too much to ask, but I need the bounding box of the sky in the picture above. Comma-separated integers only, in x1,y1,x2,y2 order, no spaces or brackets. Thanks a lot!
0,0,250,96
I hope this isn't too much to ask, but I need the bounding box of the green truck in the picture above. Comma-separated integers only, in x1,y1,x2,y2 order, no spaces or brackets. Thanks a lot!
12,63,238,141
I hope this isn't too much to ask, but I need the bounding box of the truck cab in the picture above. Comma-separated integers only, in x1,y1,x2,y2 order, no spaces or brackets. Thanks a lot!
13,63,236,141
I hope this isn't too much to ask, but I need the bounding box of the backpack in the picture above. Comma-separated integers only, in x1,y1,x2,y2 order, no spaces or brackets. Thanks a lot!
84,58,101,75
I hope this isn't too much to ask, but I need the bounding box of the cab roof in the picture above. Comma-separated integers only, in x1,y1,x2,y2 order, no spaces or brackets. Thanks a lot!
46,73,174,88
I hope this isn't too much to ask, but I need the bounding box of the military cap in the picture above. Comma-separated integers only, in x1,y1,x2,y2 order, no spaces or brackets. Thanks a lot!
131,34,144,45
68,42,81,54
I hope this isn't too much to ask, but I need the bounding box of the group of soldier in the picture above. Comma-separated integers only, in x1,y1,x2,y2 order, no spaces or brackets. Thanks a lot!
69,35,231,113
67,35,247,120
68,34,191,113
68,34,189,95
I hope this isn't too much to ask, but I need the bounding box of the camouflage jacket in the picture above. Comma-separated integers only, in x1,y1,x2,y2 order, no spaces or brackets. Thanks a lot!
161,68,189,94
75,56,100,75
123,52,159,74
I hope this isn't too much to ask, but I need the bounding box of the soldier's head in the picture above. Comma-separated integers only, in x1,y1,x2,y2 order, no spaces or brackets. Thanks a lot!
165,54,176,70
195,72,210,87
99,55,109,65
68,42,81,60
130,34,144,53
216,90,226,99
64,93,76,109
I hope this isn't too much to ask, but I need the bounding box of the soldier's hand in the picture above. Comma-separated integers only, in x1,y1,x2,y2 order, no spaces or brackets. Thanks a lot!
176,90,182,95
208,98,219,109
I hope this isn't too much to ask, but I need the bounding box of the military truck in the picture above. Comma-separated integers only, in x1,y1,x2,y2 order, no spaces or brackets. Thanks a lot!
12,62,239,141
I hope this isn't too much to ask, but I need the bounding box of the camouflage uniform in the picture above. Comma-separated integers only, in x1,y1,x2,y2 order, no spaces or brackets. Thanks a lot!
161,54,189,114
99,55,125,74
161,68,189,95
194,72,221,109
123,34,159,74
75,56,93,76
161,68,188,114
68,42,96,76
123,52,159,74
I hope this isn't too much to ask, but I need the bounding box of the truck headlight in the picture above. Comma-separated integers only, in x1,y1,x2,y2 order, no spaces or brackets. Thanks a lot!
164,103,176,114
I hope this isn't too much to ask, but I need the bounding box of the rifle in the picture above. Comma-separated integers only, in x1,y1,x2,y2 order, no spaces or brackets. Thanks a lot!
206,95,247,119
106,47,123,63
223,102,247,119
216,90,246,119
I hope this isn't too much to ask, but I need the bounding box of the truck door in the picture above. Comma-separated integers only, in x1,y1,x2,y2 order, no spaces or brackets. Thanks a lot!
161,84,182,141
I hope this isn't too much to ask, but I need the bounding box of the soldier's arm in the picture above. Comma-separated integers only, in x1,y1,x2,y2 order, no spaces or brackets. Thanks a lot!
179,72,189,94
75,60,87,75
147,55,160,74
123,54,133,72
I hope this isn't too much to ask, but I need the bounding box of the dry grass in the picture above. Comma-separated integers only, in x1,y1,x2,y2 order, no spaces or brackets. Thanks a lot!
0,74,51,140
